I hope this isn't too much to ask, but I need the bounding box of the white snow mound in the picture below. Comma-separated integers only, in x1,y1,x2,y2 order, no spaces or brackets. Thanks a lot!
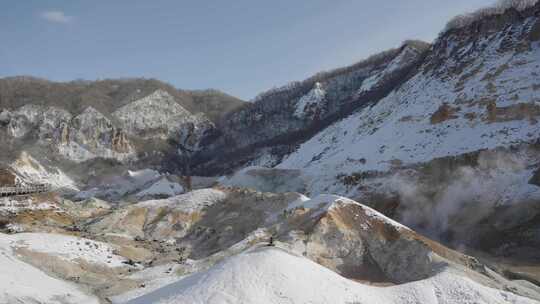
126,247,535,304
9,233,127,268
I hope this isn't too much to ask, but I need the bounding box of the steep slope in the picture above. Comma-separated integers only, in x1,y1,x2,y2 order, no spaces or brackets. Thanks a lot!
278,2,540,190
183,89,246,123
9,151,78,191
193,41,430,174
200,2,540,274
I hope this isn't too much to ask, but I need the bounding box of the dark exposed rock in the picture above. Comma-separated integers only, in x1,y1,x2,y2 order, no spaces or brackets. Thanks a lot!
529,168,540,187
430,103,460,124
0,168,16,186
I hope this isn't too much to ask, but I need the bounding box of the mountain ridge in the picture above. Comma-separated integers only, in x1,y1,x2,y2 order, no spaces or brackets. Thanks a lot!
0,76,245,123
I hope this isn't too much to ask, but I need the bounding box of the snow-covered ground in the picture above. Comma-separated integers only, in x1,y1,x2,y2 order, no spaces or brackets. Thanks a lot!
359,45,421,93
9,233,127,268
125,247,535,304
294,82,326,119
0,233,100,304
0,197,61,214
278,33,540,196
136,188,226,213
10,151,78,191
111,263,188,303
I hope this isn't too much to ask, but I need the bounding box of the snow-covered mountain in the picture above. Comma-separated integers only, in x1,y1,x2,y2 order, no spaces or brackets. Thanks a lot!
0,78,244,169
218,0,540,257
193,40,430,174
1,1,540,303
277,1,540,193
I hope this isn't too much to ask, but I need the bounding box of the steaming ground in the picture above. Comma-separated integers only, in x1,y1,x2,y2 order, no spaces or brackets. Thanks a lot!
376,149,540,241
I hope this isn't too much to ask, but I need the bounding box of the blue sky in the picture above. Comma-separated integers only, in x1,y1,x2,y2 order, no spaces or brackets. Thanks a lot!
1,0,495,99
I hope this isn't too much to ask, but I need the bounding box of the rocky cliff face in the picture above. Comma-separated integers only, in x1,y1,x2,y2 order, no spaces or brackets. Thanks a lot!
0,103,135,162
113,90,195,139
0,77,245,170
0,85,232,167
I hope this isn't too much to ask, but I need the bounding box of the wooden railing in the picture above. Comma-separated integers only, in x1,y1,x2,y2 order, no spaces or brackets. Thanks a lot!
0,184,51,197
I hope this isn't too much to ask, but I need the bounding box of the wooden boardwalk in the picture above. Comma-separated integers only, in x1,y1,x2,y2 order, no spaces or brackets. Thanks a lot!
0,184,51,197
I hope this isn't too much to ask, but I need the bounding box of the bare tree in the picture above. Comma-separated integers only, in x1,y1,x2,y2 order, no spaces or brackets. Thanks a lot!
444,0,538,32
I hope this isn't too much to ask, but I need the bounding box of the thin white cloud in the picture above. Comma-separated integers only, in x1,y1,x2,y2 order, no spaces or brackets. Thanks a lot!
40,10,73,24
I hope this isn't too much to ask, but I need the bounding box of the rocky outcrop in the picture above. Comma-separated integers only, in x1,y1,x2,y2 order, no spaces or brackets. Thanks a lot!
59,122,70,144
430,103,459,124
0,105,135,162
113,90,193,139
176,113,214,153
427,2,540,78
2,105,69,139
59,106,135,161
531,18,540,41
112,129,131,153
293,82,327,120
0,89,217,164
9,152,78,191
0,168,16,186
